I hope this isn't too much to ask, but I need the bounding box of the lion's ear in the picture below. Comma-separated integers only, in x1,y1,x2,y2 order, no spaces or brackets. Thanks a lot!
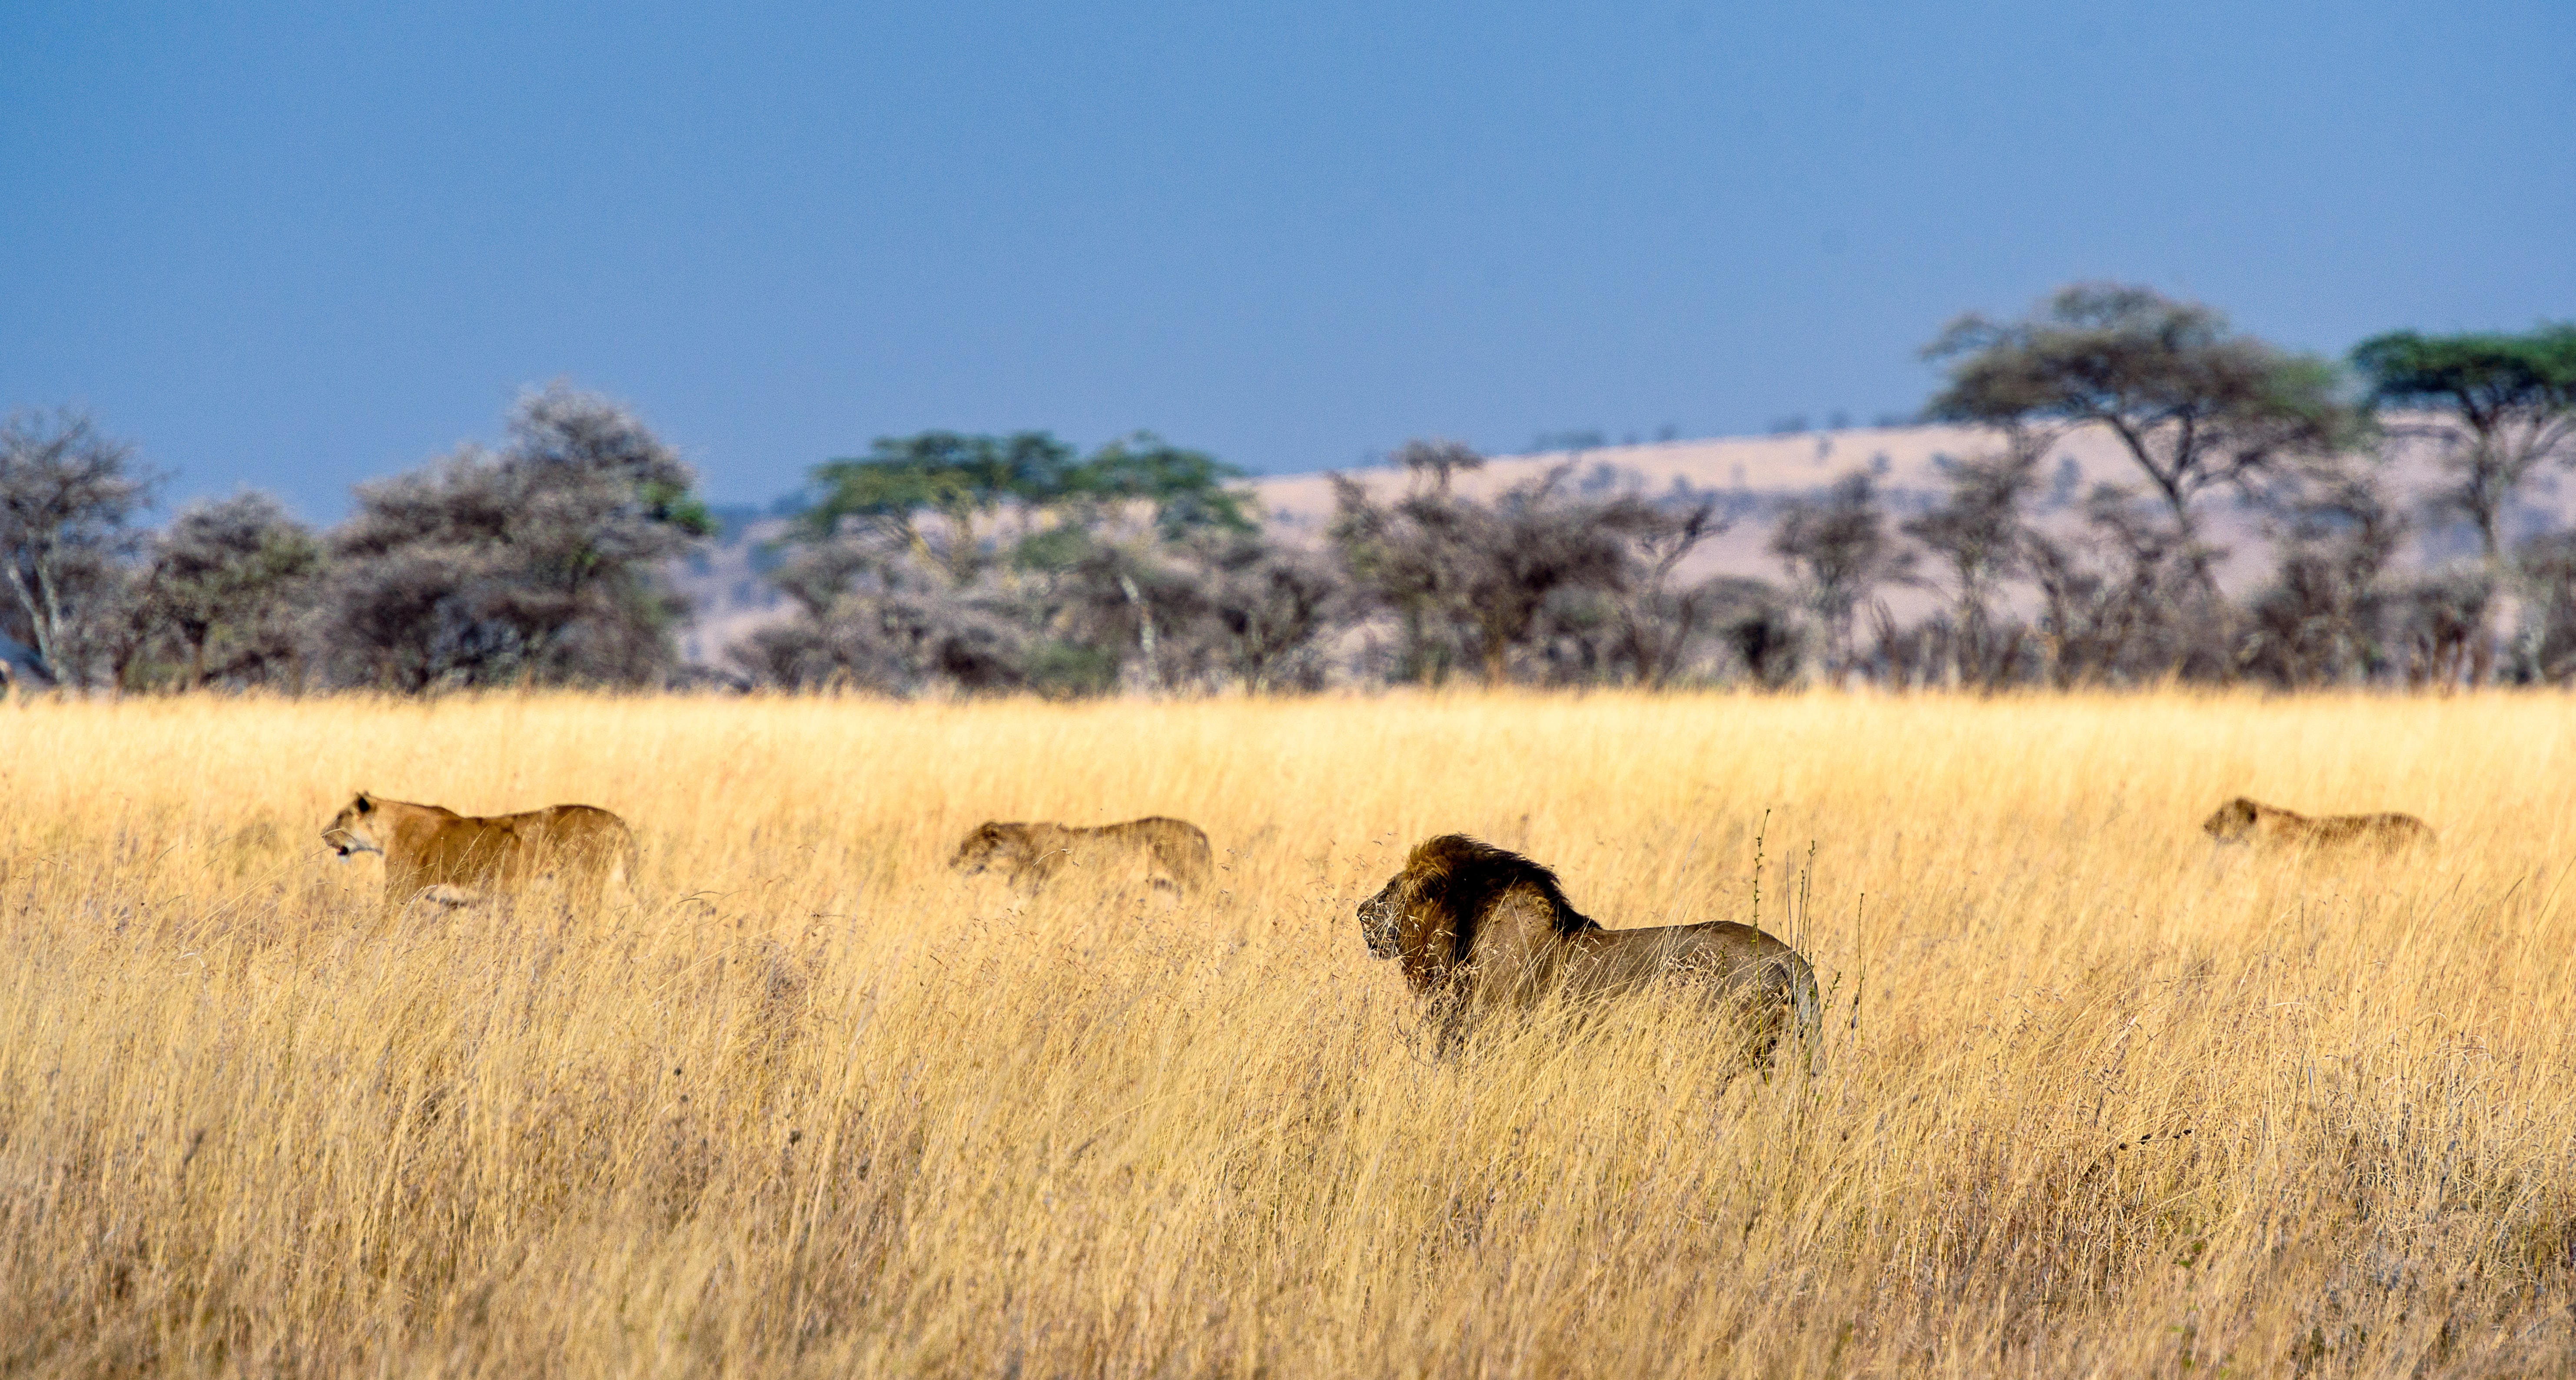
355,793,374,814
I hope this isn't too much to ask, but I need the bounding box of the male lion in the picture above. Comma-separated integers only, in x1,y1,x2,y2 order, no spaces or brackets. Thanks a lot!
949,817,1214,895
2201,796,2434,854
321,791,638,913
1358,834,1821,1065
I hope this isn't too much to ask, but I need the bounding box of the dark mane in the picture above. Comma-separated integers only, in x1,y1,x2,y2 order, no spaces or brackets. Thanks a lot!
1406,833,1601,964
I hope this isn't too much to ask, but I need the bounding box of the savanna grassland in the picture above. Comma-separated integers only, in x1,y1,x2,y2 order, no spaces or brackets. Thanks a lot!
1,691,2572,1377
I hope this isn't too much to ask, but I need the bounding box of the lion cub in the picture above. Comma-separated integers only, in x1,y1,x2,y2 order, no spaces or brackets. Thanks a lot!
2201,796,2434,854
322,791,637,914
949,817,1214,895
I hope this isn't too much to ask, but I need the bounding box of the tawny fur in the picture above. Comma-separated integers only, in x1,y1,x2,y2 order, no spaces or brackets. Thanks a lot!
949,817,1215,895
1357,834,1821,1064
2201,796,2434,854
322,792,638,913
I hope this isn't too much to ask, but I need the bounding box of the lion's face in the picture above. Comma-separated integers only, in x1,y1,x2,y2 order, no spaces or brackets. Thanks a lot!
321,793,384,859
2202,798,2259,843
1356,872,1409,960
949,824,1021,878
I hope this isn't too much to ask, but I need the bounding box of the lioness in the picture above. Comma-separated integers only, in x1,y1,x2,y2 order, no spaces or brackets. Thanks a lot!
2201,796,2434,854
1358,834,1821,1065
321,792,637,913
949,817,1214,895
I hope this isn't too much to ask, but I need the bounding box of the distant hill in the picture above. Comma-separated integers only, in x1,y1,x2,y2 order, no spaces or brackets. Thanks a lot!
667,418,2559,667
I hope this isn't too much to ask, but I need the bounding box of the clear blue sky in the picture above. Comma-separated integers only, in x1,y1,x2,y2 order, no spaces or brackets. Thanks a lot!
5,1,2570,518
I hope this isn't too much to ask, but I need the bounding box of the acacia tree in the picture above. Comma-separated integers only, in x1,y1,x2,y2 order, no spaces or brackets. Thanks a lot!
2354,326,2576,565
803,431,1082,585
760,430,1275,695
1924,283,2357,596
0,409,159,688
1022,433,1260,694
2352,325,2576,680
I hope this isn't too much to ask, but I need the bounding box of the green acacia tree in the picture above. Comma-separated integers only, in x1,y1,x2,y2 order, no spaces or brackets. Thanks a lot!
803,431,1082,584
2353,324,2576,682
1924,283,2360,597
804,430,1251,577
2352,326,2576,569
1066,433,1256,539
787,430,1259,694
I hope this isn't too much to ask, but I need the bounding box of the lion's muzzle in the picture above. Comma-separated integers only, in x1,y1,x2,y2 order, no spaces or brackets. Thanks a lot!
1356,883,1403,960
321,828,371,860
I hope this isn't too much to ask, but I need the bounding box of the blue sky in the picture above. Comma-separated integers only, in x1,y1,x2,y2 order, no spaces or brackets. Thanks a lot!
4,1,2570,517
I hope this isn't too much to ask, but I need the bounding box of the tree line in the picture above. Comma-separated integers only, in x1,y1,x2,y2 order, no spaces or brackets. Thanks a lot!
0,385,713,693
6,283,2573,695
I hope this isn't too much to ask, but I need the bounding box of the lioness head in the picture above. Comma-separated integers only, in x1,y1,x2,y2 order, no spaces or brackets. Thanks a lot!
2202,797,2260,843
322,792,384,859
949,822,1028,878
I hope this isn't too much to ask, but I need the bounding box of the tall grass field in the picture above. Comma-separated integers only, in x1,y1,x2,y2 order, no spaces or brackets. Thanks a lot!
0,691,2570,1376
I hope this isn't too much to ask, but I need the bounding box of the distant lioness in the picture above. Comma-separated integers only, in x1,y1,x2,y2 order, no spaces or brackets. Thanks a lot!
949,817,1214,895
2201,796,2434,854
1358,834,1821,1065
321,792,638,913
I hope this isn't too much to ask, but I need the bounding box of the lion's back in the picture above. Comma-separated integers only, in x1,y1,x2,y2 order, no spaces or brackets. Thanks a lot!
2245,802,2434,853
508,805,635,878
998,817,1211,892
1567,919,1811,995
1098,816,1213,884
520,804,631,849
2307,811,2435,850
400,805,631,891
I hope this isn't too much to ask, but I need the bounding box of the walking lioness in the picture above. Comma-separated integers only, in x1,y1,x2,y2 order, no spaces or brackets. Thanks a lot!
949,817,1214,895
321,792,637,913
2201,796,2434,854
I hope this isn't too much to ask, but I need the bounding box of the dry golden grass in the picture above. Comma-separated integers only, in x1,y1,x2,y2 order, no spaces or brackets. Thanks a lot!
1,689,2572,1377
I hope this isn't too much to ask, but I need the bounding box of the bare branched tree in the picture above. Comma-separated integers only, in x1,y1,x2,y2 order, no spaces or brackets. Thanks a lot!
320,385,713,689
145,492,325,690
2239,455,2407,687
2514,533,2576,685
1331,444,1653,685
1187,533,1344,693
1769,472,1913,684
731,574,1029,693
0,409,160,689
2022,489,2203,687
1903,439,2043,687
1606,499,1726,688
